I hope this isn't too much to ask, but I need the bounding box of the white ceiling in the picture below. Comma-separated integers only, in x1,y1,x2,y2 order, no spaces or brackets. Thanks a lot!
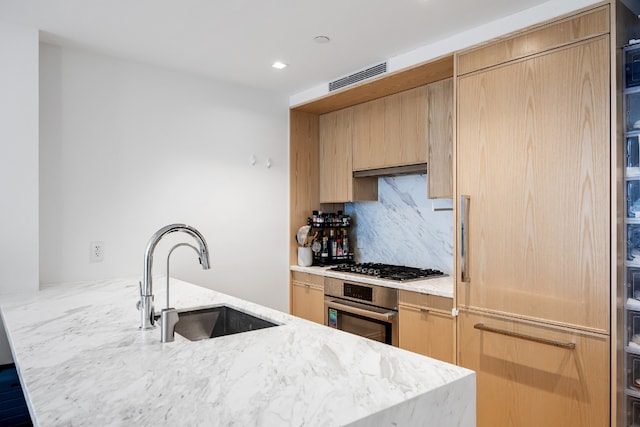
1,0,567,95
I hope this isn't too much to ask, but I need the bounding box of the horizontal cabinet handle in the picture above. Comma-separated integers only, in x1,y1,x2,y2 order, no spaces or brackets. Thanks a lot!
420,308,430,313
326,299,396,322
473,323,576,349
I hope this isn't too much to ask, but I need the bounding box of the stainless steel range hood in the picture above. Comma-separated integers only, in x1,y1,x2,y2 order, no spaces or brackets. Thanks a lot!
352,163,427,178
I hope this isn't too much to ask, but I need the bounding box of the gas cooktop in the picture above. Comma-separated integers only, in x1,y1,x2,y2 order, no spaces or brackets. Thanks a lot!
329,263,445,282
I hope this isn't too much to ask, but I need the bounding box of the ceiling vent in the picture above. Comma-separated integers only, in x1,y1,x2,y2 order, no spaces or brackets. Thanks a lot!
329,62,387,92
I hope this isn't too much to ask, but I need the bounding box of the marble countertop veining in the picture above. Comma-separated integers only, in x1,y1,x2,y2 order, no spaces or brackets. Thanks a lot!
290,265,454,298
0,278,474,427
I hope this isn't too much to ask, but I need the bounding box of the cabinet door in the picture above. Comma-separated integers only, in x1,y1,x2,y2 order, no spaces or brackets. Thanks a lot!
427,78,453,198
291,273,324,324
399,306,454,364
352,86,427,171
458,310,609,427
384,86,427,168
457,36,610,332
398,291,455,363
319,108,353,203
319,108,377,203
353,97,385,171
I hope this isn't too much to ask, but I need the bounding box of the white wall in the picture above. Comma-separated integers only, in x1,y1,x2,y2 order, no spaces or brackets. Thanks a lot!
39,43,290,312
0,22,39,364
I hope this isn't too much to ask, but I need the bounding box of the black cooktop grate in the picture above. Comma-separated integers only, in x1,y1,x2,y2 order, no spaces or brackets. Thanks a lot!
329,263,444,282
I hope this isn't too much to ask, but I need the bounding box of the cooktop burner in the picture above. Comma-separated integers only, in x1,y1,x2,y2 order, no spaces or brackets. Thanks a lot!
329,263,444,282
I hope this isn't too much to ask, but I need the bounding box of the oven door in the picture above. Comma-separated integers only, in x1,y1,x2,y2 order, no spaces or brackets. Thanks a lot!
324,297,398,346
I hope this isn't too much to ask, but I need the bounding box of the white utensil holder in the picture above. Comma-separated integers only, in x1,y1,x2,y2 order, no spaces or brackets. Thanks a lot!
297,247,313,267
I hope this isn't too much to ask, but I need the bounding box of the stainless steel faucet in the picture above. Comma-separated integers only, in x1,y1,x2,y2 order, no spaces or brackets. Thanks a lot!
138,224,211,331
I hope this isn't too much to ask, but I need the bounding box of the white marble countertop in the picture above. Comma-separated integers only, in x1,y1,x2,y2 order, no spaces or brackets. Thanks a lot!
1,278,474,427
290,265,454,298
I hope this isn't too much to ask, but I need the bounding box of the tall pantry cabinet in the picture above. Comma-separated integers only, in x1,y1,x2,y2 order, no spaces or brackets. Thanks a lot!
456,6,611,427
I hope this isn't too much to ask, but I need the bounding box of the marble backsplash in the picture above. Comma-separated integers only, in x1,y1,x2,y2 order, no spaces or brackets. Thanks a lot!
344,174,453,274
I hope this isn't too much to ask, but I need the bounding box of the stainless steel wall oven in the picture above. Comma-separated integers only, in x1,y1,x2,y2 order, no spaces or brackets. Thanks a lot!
324,277,398,346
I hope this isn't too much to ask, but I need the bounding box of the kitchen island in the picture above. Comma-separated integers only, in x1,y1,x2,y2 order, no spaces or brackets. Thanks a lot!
0,278,474,426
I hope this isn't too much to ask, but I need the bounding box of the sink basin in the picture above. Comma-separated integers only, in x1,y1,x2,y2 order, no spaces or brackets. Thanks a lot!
174,305,278,341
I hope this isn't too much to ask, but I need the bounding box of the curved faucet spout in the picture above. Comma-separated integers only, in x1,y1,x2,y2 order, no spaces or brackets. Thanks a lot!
139,224,211,330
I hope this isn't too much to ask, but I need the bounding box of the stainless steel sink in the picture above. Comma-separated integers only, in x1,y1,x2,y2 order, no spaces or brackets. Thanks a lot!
174,305,278,341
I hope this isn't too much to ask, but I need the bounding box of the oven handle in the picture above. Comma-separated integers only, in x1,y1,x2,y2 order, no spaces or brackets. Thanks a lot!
325,299,397,322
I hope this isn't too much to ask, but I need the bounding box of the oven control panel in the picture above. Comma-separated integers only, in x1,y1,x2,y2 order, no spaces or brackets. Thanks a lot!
324,277,398,311
343,283,373,302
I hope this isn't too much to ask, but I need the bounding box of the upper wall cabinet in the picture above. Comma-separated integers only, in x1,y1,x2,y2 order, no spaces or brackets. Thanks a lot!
319,108,377,203
427,78,453,199
352,86,427,171
351,80,453,198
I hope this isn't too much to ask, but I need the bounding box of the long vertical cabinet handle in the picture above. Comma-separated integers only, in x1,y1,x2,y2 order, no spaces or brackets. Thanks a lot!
460,195,470,283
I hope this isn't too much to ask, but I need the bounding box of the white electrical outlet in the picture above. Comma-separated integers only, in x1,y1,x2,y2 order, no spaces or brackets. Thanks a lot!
90,241,104,262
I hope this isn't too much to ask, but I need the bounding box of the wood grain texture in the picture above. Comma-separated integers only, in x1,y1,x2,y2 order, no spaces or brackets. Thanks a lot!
353,97,386,170
292,55,454,115
399,290,453,312
353,86,428,171
457,5,609,75
456,36,610,332
289,110,319,265
319,108,354,203
384,86,428,168
399,290,455,363
458,309,609,427
427,78,454,198
399,304,455,364
291,272,325,324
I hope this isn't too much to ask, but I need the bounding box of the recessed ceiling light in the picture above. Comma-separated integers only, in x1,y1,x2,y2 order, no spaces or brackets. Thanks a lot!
314,36,330,44
272,61,287,69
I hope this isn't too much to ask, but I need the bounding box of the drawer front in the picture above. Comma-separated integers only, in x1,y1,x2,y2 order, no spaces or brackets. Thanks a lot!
290,281,324,324
399,290,453,313
458,310,609,427
291,271,324,288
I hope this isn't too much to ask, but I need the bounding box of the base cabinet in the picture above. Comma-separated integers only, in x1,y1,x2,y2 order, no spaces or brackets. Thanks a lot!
398,291,455,364
458,310,609,427
290,272,324,324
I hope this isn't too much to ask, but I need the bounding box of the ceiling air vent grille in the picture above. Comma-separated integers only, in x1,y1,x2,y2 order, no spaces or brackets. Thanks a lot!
329,62,387,92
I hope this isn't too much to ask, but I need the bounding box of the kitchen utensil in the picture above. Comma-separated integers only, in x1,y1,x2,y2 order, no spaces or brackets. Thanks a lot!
296,225,311,246
304,231,318,247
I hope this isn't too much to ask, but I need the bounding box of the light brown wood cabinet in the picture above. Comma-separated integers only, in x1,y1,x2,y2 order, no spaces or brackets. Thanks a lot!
352,81,453,198
319,108,377,203
456,6,611,426
398,290,455,364
351,86,424,170
426,78,453,198
458,310,609,427
457,34,610,333
352,86,427,171
290,271,325,324
352,97,385,170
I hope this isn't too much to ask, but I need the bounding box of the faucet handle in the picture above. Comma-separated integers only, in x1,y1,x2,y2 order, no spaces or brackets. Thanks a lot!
136,282,142,310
